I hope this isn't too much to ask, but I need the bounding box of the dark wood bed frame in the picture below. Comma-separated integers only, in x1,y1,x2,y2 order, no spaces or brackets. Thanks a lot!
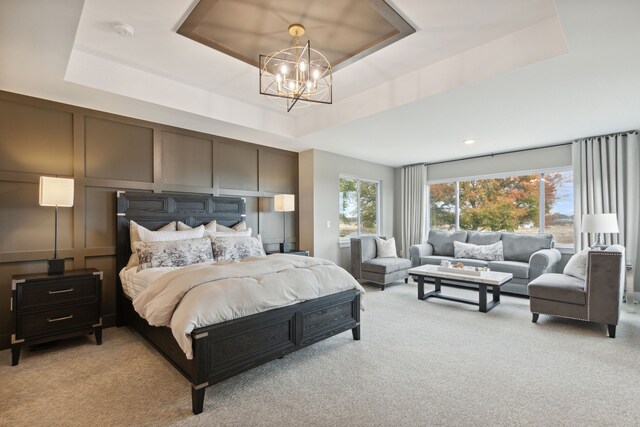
115,191,361,414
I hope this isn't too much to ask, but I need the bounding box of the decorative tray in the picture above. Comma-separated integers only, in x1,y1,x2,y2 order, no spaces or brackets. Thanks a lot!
436,266,485,276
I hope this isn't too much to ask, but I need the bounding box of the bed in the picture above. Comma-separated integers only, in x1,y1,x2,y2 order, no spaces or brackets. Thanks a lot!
115,191,362,414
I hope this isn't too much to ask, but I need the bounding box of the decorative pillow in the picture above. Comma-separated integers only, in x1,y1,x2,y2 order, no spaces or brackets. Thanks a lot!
216,220,247,232
136,237,213,271
211,235,266,261
563,248,589,280
126,221,176,269
454,240,504,261
375,237,397,258
138,225,205,242
204,228,252,239
177,220,216,232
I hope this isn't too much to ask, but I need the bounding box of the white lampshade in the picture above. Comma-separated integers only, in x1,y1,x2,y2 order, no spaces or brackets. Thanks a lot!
274,194,295,212
39,176,74,207
581,213,619,234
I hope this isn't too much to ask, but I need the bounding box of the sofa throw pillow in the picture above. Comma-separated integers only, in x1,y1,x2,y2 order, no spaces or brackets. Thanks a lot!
563,248,589,280
375,237,397,258
454,240,504,261
177,220,217,232
136,237,213,271
211,235,266,261
216,220,248,232
126,220,176,269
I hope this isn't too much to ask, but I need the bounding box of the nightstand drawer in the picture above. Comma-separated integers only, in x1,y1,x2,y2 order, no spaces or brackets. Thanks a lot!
17,302,99,339
16,276,99,309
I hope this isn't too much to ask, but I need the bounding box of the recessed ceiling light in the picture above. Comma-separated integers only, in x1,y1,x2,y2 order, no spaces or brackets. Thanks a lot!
112,22,135,37
463,139,475,145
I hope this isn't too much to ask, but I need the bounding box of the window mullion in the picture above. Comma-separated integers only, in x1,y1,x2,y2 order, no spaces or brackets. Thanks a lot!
454,181,460,231
356,179,361,236
539,173,545,234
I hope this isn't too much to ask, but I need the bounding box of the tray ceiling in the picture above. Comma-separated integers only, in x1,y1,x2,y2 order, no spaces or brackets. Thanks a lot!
178,0,415,70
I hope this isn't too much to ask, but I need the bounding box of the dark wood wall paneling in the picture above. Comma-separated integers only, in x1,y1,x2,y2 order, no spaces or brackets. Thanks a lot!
0,91,299,349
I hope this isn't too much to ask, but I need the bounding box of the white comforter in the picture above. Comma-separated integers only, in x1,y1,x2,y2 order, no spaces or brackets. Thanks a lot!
133,254,365,359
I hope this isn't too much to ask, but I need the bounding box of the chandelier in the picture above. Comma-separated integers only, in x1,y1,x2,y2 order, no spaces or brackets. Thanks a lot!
259,24,332,112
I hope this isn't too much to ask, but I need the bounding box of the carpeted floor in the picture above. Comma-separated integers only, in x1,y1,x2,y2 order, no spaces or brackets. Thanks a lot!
2,281,640,426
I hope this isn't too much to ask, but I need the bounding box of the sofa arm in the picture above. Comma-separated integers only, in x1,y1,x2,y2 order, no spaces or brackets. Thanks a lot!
529,248,562,281
409,243,433,268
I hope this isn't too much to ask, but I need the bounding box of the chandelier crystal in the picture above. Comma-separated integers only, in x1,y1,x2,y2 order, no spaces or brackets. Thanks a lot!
259,24,332,112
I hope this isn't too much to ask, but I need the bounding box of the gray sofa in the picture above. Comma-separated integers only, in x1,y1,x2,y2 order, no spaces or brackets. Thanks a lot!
409,230,561,295
351,236,411,290
529,245,624,337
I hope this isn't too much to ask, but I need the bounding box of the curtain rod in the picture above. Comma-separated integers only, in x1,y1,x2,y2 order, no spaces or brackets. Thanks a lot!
404,129,637,168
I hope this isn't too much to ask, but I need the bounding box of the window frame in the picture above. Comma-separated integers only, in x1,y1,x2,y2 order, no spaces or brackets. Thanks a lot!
426,167,574,248
339,175,381,246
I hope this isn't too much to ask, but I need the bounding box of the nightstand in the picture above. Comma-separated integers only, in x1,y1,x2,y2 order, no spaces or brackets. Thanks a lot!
266,250,309,256
11,268,103,366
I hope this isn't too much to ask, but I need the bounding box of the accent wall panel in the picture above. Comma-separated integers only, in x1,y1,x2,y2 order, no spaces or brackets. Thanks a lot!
217,142,259,191
259,150,297,194
0,99,73,175
85,186,116,249
161,131,213,187
0,181,73,253
85,117,154,182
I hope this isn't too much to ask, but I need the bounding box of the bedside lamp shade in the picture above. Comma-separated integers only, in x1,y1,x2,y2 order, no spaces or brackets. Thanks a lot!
581,213,619,248
274,194,295,212
39,176,74,207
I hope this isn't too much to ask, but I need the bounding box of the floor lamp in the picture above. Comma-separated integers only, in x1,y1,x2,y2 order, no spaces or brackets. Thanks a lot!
274,194,295,253
39,176,74,274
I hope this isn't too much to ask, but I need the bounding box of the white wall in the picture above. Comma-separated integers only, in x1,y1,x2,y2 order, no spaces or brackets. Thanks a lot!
299,149,396,271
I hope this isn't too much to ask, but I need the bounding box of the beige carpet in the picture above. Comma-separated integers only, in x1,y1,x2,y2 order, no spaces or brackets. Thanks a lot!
2,281,640,426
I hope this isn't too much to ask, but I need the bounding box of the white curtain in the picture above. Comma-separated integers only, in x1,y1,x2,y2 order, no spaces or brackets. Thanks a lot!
400,164,427,258
573,131,640,290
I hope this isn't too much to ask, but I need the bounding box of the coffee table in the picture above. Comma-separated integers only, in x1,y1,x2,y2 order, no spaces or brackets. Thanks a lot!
408,265,513,313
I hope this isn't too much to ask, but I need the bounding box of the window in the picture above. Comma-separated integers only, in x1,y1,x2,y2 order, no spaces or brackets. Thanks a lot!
429,182,456,231
339,176,380,241
428,169,574,245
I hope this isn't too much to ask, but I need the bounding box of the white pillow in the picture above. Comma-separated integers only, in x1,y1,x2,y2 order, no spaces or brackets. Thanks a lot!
139,225,205,242
126,220,176,269
375,237,398,258
205,228,252,238
216,220,247,232
177,220,216,232
454,240,504,261
563,248,589,280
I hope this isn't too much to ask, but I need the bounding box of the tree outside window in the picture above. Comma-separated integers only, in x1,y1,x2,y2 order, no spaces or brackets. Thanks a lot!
339,177,380,239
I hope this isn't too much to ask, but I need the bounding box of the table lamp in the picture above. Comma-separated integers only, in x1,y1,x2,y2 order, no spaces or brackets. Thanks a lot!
274,194,295,253
581,213,619,249
39,176,74,274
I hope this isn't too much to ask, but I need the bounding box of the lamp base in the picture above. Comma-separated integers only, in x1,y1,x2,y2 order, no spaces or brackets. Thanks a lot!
47,258,65,275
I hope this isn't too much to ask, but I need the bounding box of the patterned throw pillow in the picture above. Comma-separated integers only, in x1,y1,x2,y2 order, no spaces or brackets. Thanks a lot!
136,237,213,271
211,235,266,261
126,221,176,269
453,240,504,261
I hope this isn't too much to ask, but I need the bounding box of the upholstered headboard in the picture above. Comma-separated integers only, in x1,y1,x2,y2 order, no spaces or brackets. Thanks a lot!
115,190,245,303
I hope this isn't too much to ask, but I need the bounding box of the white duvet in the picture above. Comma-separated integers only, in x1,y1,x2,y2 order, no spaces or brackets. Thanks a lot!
133,254,365,359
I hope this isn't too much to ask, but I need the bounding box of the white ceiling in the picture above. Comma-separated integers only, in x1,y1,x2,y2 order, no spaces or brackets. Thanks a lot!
1,0,640,167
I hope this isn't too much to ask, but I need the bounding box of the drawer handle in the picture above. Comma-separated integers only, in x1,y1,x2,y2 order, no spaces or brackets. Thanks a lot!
48,288,75,295
47,314,74,323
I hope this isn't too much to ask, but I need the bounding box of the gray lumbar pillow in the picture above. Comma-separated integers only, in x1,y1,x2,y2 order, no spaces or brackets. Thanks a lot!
427,230,467,256
454,241,504,261
563,249,589,280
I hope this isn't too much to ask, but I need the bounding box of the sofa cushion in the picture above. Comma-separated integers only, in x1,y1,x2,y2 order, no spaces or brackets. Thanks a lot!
454,240,504,261
501,232,553,263
528,273,586,305
427,230,467,256
466,231,502,245
420,255,488,268
362,257,411,275
488,260,530,279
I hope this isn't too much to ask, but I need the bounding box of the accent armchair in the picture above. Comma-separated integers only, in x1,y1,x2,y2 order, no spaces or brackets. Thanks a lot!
528,245,625,337
350,236,411,290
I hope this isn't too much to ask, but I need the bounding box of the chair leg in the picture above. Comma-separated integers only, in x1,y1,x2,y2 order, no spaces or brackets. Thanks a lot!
532,313,539,323
380,284,385,291
607,324,616,338
404,277,408,284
